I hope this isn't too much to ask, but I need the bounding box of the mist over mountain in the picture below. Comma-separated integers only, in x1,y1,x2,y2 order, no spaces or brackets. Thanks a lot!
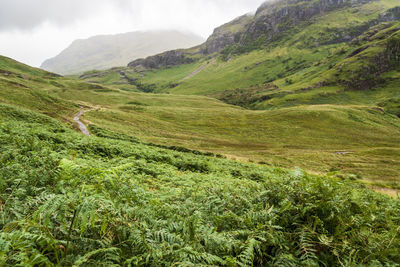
40,30,204,75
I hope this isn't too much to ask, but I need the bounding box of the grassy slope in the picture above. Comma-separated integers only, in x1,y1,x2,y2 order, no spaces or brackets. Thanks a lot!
1,54,400,189
79,2,400,116
0,56,118,124
1,1,399,264
1,103,399,265
0,57,76,121
51,84,400,188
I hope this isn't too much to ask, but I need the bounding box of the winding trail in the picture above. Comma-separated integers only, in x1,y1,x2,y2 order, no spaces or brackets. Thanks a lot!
179,59,216,82
74,109,91,136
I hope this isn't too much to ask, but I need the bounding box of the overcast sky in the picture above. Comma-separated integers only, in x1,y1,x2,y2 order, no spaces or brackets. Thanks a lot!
0,0,265,67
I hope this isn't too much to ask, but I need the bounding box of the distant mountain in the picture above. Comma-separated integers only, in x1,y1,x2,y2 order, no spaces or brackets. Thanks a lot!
40,30,204,75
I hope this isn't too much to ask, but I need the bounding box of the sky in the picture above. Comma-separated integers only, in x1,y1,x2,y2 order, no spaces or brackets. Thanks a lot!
0,0,265,67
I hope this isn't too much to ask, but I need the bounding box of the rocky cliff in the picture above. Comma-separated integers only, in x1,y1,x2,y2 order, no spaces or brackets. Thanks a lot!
201,14,253,54
128,50,196,70
242,0,364,43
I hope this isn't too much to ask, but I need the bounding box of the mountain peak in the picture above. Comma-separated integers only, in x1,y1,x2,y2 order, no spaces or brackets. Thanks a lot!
40,30,204,75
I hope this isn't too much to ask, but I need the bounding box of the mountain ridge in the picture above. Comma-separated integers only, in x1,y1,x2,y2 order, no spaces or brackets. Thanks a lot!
41,30,204,75
127,0,399,71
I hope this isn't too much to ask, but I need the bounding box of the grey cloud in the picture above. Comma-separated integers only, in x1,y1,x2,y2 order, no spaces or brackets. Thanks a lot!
0,0,266,67
0,0,265,32
0,0,130,31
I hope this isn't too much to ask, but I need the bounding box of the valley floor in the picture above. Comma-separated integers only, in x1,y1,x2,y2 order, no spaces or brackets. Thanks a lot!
58,86,400,192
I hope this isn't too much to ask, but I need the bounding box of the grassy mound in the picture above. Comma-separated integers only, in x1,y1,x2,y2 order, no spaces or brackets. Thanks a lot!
1,104,399,266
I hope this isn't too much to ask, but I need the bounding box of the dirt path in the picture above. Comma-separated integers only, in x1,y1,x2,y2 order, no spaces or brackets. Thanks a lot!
179,59,216,82
74,109,92,136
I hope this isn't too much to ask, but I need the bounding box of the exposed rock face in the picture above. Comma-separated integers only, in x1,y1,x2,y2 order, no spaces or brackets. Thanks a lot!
380,6,400,22
128,50,195,69
242,0,376,44
201,14,253,54
202,33,236,55
341,28,400,90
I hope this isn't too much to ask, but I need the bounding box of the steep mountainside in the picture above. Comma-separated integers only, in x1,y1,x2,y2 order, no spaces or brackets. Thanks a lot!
127,0,399,69
88,0,400,116
41,30,204,75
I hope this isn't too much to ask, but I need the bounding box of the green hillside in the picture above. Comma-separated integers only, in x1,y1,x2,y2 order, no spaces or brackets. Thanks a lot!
0,56,77,122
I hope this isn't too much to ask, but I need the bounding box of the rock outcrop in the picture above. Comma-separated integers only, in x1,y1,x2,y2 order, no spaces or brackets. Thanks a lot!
201,14,253,54
127,50,195,69
380,6,400,22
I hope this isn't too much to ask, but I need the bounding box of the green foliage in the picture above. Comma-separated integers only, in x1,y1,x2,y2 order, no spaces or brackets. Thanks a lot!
379,97,400,117
219,36,265,61
1,104,399,266
79,3,400,114
89,124,216,158
132,81,157,93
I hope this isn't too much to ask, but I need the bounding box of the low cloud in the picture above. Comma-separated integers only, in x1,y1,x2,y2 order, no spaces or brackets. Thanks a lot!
0,0,265,66
0,0,130,31
0,0,264,32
